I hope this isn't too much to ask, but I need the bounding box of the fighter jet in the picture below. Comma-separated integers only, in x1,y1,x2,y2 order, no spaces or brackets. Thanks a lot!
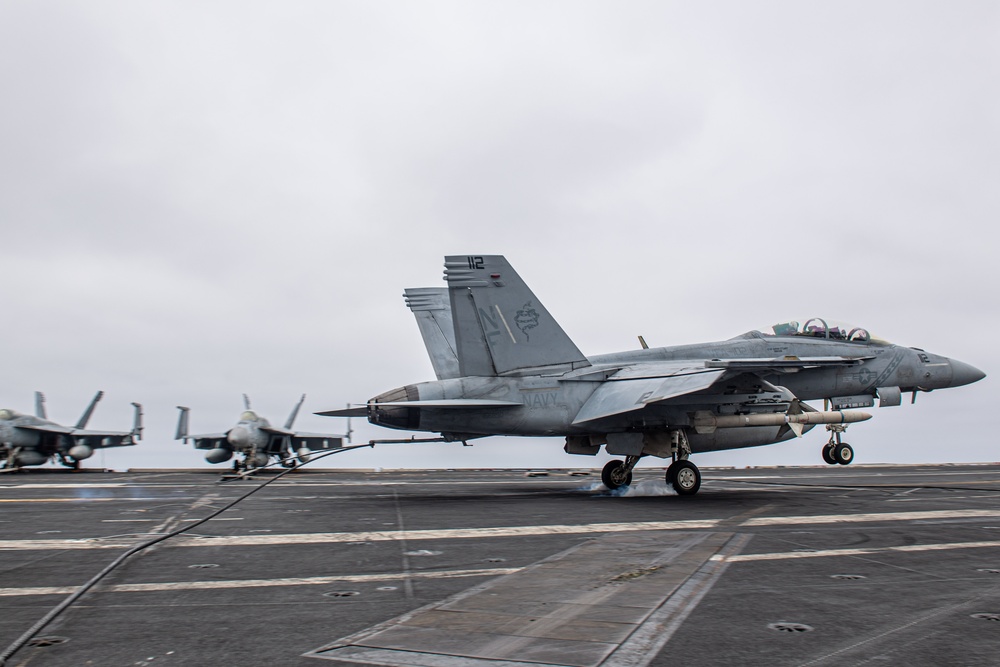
0,391,143,470
176,395,346,471
322,255,986,496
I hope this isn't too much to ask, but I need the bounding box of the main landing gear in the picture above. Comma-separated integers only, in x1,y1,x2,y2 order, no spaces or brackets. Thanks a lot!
602,456,639,490
666,459,701,495
601,440,703,496
822,424,854,465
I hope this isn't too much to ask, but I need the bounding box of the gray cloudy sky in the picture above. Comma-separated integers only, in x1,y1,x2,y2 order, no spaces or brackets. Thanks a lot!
1,1,996,471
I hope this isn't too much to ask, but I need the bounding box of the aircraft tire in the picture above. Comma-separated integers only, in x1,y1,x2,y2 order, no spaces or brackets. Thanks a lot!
665,460,683,487
833,443,854,465
821,445,838,465
669,460,701,496
601,460,632,489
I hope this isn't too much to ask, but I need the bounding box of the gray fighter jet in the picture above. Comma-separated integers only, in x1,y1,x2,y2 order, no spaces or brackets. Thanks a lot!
0,391,142,469
323,255,986,495
176,395,345,471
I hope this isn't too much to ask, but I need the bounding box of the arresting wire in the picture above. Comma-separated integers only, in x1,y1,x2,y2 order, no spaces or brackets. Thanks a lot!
0,443,373,666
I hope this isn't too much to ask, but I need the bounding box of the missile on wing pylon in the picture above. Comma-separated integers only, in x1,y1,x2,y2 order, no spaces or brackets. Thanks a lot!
692,410,872,435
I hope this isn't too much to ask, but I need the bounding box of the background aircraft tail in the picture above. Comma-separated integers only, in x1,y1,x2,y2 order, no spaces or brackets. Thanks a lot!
34,391,46,419
443,255,589,376
75,391,104,429
131,402,144,440
285,394,306,429
175,406,190,441
403,288,461,380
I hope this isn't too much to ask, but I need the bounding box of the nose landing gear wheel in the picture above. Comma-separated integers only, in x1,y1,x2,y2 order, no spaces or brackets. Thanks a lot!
833,443,854,465
667,460,701,495
821,445,837,465
601,460,632,490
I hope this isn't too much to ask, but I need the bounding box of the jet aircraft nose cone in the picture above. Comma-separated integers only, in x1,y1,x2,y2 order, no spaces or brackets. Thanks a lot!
228,427,250,447
949,359,986,388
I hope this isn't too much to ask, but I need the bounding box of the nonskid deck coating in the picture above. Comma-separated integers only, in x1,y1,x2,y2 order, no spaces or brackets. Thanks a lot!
1,465,999,666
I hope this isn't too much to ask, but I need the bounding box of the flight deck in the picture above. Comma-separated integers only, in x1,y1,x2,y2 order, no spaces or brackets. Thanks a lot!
2,465,999,666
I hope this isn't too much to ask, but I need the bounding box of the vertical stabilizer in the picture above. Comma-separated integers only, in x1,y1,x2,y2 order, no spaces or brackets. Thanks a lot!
76,391,104,429
175,406,190,441
35,392,47,419
285,394,306,429
444,255,590,375
131,402,144,440
403,288,460,380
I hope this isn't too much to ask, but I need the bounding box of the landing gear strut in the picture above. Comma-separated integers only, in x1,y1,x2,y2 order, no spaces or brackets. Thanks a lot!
57,453,79,470
823,424,854,465
664,430,701,496
602,455,640,490
1,448,18,471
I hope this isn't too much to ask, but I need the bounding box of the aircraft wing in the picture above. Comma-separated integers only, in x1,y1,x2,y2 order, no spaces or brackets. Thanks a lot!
317,400,521,417
291,433,345,451
70,428,137,447
72,428,133,437
15,423,74,435
261,425,296,436
183,432,230,449
571,369,726,424
705,356,873,371
185,432,229,441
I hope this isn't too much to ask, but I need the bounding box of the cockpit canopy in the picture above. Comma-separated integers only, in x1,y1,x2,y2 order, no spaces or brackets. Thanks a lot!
0,409,16,420
239,411,260,422
759,318,888,344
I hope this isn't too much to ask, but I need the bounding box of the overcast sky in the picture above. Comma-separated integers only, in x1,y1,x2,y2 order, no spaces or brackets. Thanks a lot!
1,1,995,471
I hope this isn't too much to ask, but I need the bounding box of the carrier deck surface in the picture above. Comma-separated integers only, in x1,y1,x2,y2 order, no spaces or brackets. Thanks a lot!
2,465,999,666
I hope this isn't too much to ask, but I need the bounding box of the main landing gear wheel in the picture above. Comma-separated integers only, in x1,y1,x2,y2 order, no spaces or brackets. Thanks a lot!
602,460,632,490
667,460,701,496
821,445,838,465
833,443,854,465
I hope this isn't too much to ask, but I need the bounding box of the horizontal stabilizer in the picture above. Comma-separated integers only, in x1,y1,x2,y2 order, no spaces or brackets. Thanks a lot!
316,407,368,418
371,399,522,409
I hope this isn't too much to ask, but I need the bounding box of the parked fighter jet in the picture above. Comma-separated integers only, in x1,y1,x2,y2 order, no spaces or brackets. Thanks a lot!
176,395,345,470
0,391,143,469
322,255,986,496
